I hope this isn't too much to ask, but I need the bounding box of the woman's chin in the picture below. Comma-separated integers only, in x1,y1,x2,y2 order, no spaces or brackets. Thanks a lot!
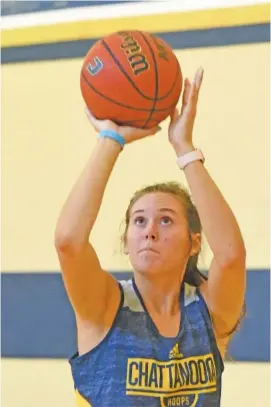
131,258,164,276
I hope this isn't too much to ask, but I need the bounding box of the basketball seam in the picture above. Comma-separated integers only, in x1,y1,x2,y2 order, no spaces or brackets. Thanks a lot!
101,36,180,103
147,32,182,103
101,38,155,102
137,31,159,128
82,72,180,113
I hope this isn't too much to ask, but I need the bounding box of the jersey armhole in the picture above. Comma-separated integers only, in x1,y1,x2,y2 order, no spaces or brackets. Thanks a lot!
196,288,225,367
69,280,124,362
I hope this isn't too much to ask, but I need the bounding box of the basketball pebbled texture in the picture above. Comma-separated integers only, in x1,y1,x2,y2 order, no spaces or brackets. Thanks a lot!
80,30,182,129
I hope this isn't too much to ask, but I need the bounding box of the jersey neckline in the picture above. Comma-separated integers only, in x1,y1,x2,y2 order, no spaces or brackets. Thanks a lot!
131,277,186,341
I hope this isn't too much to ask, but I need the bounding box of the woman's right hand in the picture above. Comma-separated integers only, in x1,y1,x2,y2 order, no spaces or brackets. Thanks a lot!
85,108,161,144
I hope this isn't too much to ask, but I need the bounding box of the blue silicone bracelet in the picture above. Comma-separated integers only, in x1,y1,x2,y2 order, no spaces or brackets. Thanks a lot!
99,129,125,148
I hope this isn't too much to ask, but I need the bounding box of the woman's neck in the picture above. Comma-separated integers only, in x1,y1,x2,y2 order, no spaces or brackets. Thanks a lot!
134,272,183,316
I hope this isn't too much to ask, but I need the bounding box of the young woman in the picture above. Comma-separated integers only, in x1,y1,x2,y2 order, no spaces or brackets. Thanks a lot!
55,68,246,407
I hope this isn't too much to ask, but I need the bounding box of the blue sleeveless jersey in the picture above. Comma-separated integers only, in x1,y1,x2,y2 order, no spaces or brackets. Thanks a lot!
70,279,224,407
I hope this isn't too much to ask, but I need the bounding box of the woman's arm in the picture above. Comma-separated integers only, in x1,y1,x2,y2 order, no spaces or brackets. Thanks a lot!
169,69,246,338
55,137,122,323
181,151,246,337
55,114,158,323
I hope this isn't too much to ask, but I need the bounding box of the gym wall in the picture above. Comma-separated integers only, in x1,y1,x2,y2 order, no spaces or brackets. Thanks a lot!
2,1,270,407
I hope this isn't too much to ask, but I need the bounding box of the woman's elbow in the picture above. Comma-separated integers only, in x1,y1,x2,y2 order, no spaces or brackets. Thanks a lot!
223,242,246,269
54,229,85,255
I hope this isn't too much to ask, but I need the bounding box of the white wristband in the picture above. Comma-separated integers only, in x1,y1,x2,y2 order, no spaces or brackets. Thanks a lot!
177,149,205,170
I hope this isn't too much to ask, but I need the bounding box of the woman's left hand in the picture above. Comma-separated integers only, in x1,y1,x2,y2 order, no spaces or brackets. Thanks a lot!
169,67,204,156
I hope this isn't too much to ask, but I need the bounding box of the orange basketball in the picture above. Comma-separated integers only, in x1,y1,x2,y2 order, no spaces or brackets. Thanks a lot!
80,30,182,129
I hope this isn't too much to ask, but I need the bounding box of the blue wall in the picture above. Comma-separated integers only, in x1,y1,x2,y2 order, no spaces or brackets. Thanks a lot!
2,24,270,65
2,270,270,361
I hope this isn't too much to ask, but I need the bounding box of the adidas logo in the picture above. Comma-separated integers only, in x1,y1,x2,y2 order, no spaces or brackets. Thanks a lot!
169,343,183,359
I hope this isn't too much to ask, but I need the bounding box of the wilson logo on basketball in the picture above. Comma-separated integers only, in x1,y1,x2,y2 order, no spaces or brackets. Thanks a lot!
80,30,182,128
119,31,150,76
151,35,170,62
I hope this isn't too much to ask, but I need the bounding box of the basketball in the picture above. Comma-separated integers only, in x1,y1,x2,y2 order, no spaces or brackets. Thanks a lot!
80,30,182,129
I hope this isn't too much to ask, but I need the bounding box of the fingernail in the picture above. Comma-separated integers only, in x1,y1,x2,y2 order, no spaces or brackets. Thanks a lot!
196,69,203,86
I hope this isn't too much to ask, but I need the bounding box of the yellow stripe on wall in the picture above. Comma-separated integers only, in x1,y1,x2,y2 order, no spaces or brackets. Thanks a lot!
2,3,270,48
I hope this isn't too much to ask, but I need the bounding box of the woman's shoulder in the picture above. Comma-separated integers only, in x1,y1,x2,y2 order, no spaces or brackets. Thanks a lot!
118,279,144,312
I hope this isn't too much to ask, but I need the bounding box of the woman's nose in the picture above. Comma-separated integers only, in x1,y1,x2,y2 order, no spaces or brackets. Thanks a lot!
144,222,158,241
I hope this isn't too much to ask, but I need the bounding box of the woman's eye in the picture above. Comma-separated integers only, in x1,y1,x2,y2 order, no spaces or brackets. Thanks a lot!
161,216,172,225
133,216,172,226
134,216,145,225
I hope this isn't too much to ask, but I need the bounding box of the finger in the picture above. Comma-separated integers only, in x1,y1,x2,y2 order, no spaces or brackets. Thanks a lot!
183,78,191,105
131,125,161,139
170,108,179,123
84,106,99,129
191,68,204,100
181,79,191,114
195,67,204,89
187,68,204,108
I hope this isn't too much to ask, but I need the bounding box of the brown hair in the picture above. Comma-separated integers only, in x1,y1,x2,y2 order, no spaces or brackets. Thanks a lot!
121,180,246,341
121,181,207,287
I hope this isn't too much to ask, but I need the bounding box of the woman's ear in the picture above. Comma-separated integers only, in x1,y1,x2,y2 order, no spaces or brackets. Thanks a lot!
123,236,129,255
190,233,201,256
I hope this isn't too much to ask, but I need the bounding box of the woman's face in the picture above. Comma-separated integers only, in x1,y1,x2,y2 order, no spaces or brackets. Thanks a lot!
125,192,200,277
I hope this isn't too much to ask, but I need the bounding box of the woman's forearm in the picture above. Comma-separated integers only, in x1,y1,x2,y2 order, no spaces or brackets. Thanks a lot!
55,137,121,249
183,159,246,267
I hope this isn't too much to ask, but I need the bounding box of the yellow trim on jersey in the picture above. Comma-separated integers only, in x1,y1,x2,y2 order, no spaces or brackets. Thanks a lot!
75,390,93,407
160,394,199,407
2,4,270,48
126,387,216,396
